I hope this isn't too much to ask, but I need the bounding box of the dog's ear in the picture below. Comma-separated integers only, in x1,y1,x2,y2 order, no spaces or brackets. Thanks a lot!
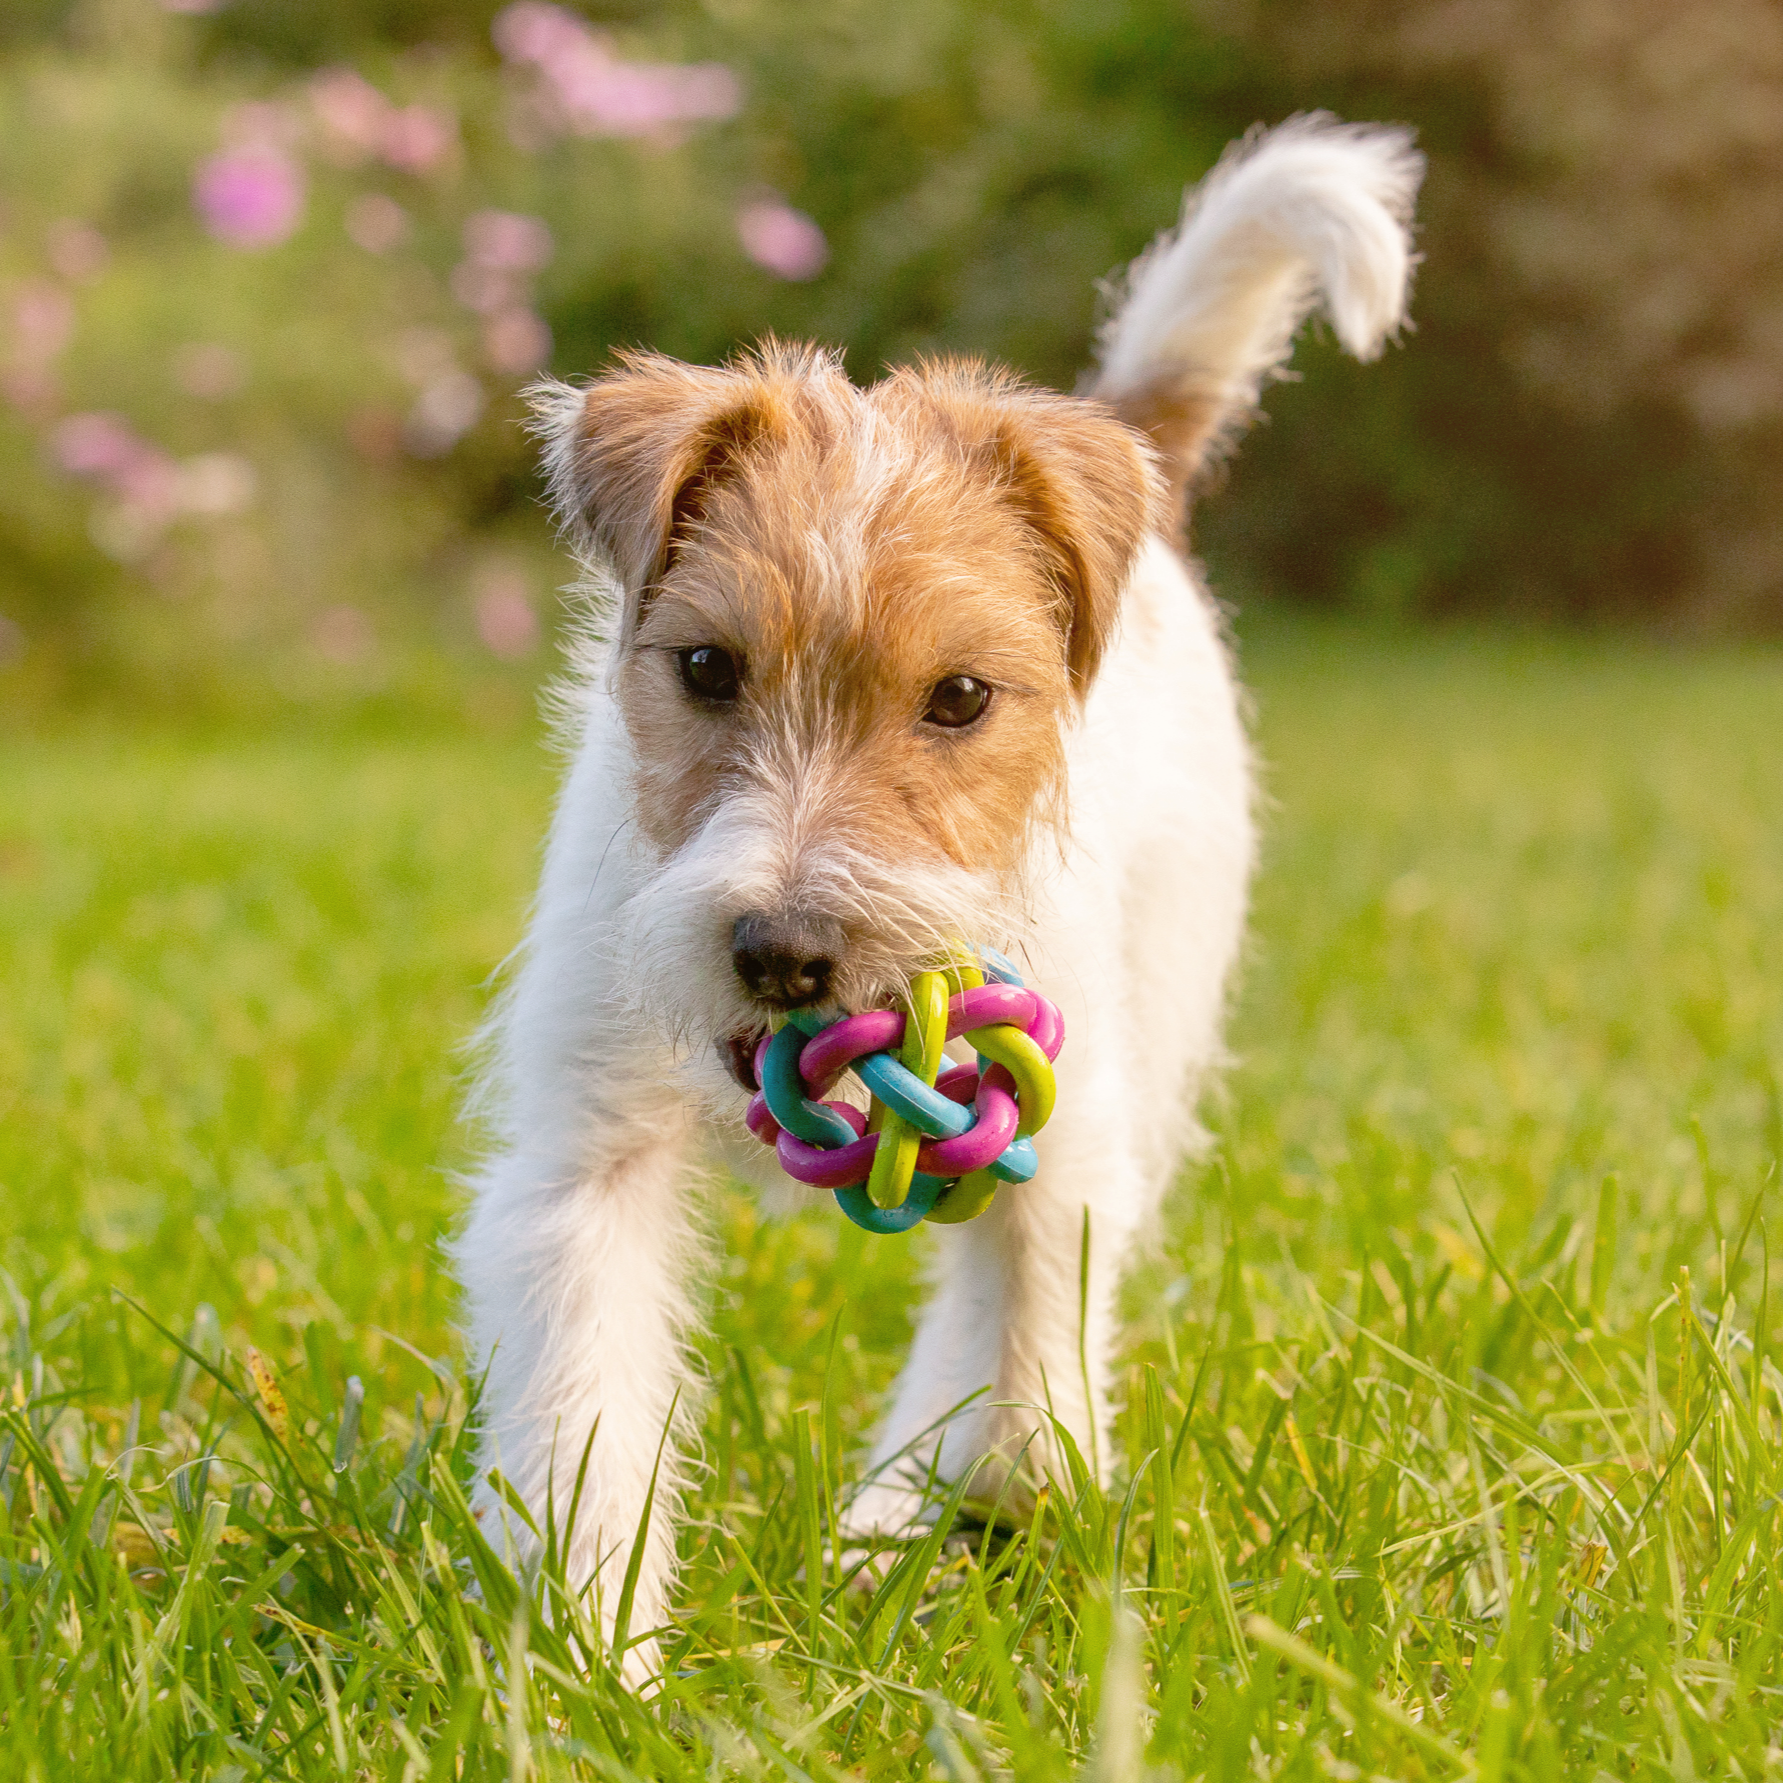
989,402,1165,693
530,351,780,635
885,365,1165,694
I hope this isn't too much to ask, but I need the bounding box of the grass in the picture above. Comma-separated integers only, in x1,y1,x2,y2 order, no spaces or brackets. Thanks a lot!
2,614,1781,1779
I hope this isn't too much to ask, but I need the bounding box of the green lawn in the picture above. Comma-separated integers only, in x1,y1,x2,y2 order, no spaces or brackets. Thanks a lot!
3,618,1781,1779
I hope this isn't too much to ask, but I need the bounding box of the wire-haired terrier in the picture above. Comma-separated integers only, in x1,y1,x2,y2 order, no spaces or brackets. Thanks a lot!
457,115,1421,1677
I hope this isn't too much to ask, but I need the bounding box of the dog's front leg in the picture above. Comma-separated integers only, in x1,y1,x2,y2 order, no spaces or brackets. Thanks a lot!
851,1039,1143,1533
458,1065,704,1682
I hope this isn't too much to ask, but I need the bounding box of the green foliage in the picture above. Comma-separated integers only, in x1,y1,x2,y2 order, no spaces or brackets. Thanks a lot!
0,9,749,699
0,0,1273,706
6,0,1776,712
4,618,1781,1776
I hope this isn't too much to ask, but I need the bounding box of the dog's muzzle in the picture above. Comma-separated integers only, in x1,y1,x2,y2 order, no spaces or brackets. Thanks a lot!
731,910,846,1010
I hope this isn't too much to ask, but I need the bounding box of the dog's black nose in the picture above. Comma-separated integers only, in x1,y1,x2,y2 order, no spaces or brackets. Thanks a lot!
731,911,844,1009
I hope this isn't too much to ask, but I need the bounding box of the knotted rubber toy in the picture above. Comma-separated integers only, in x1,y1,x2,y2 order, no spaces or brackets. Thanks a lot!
744,948,1063,1235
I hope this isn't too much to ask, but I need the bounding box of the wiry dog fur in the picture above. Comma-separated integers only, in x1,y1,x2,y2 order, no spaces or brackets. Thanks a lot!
457,114,1422,1682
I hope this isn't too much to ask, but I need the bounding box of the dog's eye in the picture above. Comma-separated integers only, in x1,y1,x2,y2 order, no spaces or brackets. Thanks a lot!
923,674,991,729
676,646,741,704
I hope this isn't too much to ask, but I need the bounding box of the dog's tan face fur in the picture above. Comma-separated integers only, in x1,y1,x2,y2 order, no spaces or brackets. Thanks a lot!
540,344,1163,1037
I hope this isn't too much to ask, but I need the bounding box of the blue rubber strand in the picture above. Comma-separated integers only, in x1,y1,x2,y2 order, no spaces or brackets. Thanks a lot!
975,946,1025,987
833,1174,946,1234
760,1022,856,1146
853,1051,973,1139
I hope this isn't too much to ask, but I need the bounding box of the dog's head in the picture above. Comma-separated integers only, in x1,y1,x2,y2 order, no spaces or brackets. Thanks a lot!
534,342,1163,1062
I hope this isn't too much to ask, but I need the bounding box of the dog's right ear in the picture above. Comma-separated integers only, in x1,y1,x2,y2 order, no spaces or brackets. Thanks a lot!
530,351,778,638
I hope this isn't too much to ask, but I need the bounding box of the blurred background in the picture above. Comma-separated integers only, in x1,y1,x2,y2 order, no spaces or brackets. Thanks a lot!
2,0,1780,715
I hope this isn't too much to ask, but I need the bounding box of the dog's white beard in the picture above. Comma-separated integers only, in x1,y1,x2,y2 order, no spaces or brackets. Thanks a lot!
606,776,1028,1060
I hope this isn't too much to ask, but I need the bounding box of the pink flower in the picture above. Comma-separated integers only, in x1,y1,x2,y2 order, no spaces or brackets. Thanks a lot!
556,57,740,137
492,2,740,138
405,370,486,456
483,307,552,376
53,413,186,559
381,105,459,175
10,283,75,366
52,412,153,481
463,209,554,273
52,412,245,516
492,1,585,63
454,213,554,327
193,147,305,249
345,193,410,254
111,453,183,516
308,69,456,176
1,368,57,416
49,412,254,559
309,68,391,161
472,563,540,658
736,198,828,281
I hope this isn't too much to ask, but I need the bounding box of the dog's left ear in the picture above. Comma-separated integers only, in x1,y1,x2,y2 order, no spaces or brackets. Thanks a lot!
993,401,1165,693
888,367,1166,694
529,349,790,638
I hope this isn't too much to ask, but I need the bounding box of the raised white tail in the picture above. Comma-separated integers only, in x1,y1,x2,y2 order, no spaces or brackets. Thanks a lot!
1088,113,1423,509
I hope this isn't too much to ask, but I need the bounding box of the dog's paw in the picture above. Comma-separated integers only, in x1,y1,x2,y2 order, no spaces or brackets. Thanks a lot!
838,1478,931,1546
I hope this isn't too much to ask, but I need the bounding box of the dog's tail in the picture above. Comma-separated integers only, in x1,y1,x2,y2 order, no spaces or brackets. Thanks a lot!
1085,113,1423,517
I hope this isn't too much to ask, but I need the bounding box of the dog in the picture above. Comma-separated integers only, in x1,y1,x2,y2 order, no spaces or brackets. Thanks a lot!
457,114,1421,1676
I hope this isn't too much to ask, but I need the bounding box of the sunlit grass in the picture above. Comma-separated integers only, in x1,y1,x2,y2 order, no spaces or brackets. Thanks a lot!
3,618,1781,1778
